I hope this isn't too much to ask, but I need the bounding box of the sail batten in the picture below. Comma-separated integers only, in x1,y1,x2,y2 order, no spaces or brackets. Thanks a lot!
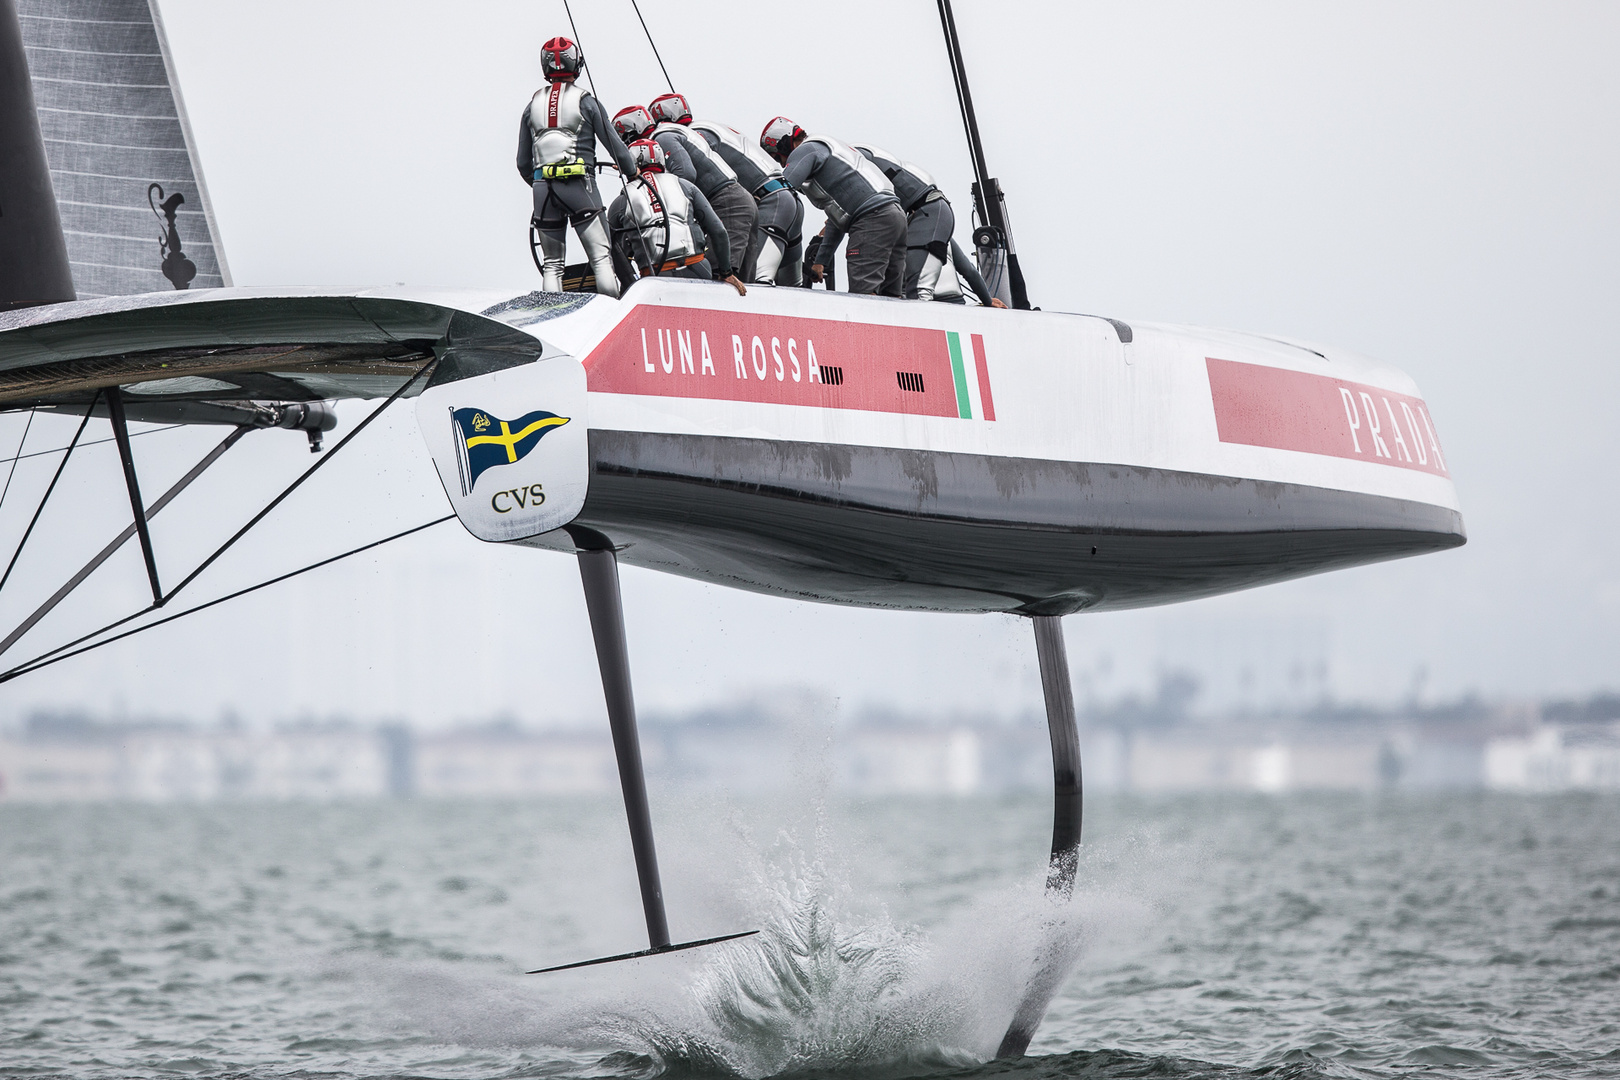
18,0,230,299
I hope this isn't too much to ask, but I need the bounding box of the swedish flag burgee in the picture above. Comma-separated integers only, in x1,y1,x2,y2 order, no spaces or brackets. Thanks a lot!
450,407,570,494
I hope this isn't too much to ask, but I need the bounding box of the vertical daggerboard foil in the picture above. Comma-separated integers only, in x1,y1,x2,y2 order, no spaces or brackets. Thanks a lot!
17,0,229,298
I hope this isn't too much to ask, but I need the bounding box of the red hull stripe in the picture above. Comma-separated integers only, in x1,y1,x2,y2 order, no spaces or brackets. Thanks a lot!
971,333,996,421
1206,357,1448,475
584,305,989,419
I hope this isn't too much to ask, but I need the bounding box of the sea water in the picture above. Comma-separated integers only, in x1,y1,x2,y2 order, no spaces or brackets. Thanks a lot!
1,789,1616,1079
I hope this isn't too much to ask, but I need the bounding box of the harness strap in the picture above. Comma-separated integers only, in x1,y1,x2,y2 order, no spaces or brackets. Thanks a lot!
657,253,706,272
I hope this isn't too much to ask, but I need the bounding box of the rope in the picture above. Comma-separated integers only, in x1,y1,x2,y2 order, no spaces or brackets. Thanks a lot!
0,395,98,597
0,409,36,513
0,515,455,686
630,0,675,94
158,359,434,606
0,363,433,678
0,423,182,467
560,0,598,99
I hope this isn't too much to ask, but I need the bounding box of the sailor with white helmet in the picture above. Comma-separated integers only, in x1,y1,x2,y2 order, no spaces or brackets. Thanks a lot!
607,140,747,295
682,116,803,287
516,36,639,295
628,93,758,281
762,117,907,297
612,105,694,176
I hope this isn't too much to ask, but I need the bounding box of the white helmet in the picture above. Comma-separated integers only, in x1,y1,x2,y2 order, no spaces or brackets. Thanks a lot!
629,139,667,173
759,116,805,162
613,105,655,143
649,92,692,125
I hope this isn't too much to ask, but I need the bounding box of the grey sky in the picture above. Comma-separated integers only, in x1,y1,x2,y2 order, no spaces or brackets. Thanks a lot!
1,0,1615,727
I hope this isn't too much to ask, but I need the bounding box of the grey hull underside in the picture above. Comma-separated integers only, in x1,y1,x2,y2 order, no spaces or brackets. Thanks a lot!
518,431,1465,615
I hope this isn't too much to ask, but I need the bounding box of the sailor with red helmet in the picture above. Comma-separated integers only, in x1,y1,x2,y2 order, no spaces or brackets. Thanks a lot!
516,36,639,295
607,140,746,295
643,93,758,280
761,117,907,297
685,115,804,287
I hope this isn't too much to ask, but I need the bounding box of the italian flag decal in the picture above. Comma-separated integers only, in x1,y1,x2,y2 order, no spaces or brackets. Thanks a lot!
947,331,997,420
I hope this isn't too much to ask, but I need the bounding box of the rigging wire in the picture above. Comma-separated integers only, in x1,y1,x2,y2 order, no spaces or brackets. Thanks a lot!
0,423,182,467
554,0,662,282
560,0,598,99
0,395,99,598
629,0,675,94
158,359,435,606
0,409,37,513
0,515,455,686
2,362,433,671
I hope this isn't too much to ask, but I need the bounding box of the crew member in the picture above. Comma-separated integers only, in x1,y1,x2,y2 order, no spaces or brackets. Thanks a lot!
607,140,746,295
633,93,757,281
932,240,1005,306
849,145,983,304
761,118,906,297
516,36,639,295
684,115,803,286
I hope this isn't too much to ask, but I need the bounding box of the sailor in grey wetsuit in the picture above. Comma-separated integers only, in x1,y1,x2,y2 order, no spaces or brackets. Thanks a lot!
640,94,758,282
607,140,746,295
761,117,907,297
687,117,803,286
853,144,968,302
516,36,638,295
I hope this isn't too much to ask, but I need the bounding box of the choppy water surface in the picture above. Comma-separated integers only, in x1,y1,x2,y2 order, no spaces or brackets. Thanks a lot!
1,790,1616,1079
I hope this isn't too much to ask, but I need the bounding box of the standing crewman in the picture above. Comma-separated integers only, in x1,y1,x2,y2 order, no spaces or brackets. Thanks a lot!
627,94,757,281
853,144,1000,305
686,115,804,287
517,36,639,295
607,140,746,295
760,118,906,297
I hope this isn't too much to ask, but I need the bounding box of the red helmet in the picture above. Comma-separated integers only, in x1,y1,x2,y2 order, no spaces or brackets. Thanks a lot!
648,92,692,126
541,36,583,81
760,116,805,162
613,105,655,143
629,139,667,173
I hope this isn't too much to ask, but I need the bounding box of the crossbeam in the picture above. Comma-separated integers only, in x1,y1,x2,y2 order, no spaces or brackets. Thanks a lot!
105,386,163,605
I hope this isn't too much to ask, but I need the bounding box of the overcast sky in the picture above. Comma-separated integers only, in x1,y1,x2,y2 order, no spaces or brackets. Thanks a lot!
1,0,1616,728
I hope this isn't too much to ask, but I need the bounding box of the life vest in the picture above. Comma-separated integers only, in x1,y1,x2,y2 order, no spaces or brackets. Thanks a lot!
797,134,894,229
688,120,782,195
854,143,941,213
529,81,586,167
623,173,699,266
653,122,737,198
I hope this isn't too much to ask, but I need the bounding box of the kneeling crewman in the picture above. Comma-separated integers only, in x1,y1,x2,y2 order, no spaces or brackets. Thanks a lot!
517,36,639,295
608,140,746,295
631,93,758,283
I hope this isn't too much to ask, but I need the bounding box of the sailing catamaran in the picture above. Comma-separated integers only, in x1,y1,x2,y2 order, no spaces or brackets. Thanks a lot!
0,0,1463,1055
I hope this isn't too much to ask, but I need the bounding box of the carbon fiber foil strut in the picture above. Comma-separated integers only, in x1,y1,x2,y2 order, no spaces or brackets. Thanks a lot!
996,614,1083,1058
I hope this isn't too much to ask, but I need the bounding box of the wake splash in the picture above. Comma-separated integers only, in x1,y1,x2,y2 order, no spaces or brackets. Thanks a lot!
377,811,1092,1077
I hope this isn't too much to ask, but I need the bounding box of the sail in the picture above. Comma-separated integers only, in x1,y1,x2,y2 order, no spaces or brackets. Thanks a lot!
16,0,230,299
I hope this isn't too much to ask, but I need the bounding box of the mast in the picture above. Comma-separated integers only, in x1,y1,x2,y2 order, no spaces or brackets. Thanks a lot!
936,0,1030,310
0,0,74,310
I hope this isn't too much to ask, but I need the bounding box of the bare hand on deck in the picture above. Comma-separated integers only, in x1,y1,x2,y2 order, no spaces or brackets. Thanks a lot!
724,274,747,296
